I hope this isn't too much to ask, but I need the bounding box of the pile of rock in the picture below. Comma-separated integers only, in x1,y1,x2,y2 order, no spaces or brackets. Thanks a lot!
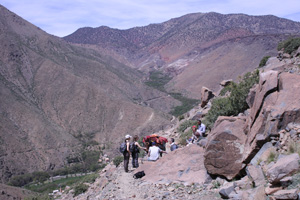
202,53,300,199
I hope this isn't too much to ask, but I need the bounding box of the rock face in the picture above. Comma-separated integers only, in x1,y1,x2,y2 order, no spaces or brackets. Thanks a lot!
138,145,210,184
204,67,300,180
204,116,247,180
244,71,300,163
200,86,215,107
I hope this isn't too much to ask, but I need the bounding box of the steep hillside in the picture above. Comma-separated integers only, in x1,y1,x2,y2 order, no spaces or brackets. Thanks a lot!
0,5,179,182
64,13,300,97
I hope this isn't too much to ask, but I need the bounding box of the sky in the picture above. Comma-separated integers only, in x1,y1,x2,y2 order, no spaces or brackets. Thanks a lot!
1,0,300,37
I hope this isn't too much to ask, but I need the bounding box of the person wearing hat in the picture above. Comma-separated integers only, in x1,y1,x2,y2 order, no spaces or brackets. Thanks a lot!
123,134,131,172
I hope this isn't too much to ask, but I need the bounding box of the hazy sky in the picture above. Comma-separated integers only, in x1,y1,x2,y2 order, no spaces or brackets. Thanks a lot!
1,0,300,37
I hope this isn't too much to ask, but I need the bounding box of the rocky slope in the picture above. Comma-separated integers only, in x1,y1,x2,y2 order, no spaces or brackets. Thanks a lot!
55,49,300,200
64,13,300,98
0,5,180,182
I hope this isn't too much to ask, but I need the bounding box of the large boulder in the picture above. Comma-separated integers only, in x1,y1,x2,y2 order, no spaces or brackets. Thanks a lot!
200,86,215,108
204,116,247,180
266,153,300,184
271,189,299,200
246,165,266,187
138,144,210,184
242,185,266,200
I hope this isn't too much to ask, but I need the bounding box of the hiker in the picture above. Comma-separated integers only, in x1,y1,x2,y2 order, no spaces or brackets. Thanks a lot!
170,138,178,151
157,136,168,156
191,125,200,143
197,119,206,137
143,134,158,152
123,134,131,172
131,135,147,168
148,142,167,161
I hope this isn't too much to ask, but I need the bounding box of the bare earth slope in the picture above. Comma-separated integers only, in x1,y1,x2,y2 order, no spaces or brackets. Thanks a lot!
64,13,300,97
0,5,179,182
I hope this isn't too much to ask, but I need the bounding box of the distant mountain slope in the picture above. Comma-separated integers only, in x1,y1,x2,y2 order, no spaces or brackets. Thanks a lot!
64,12,300,97
0,5,179,182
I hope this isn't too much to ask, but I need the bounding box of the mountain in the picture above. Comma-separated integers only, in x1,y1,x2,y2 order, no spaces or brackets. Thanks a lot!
0,5,179,182
64,12,300,98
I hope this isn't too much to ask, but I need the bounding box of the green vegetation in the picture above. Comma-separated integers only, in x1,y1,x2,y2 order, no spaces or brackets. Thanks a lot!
113,156,124,167
178,115,185,121
179,128,193,145
277,37,300,54
259,56,271,68
73,183,89,197
287,173,300,190
24,173,98,195
203,70,259,129
177,120,198,133
145,71,172,92
169,93,199,117
25,194,52,200
9,172,49,188
9,150,104,188
177,120,198,145
287,141,300,156
145,71,199,116
266,151,278,164
219,83,233,96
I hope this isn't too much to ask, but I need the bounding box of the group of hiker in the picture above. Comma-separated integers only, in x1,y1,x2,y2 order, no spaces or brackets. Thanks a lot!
120,119,206,173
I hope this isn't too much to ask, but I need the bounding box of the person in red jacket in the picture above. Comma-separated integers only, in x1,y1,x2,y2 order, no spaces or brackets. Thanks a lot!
143,134,158,152
157,136,168,156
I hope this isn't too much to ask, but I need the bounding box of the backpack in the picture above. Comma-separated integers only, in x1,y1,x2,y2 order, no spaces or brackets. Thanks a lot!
133,171,145,179
129,142,140,153
119,142,127,153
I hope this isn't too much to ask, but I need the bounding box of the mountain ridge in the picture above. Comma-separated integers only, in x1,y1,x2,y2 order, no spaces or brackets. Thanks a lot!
64,12,300,98
0,4,179,182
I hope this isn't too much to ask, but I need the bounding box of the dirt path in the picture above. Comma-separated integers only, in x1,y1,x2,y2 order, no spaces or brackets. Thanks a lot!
114,168,145,200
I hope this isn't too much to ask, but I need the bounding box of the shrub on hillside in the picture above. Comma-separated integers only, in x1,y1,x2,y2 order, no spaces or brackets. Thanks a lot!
179,128,193,146
259,56,271,67
177,120,197,133
73,183,89,197
203,70,259,130
8,174,33,187
277,37,300,54
113,156,124,167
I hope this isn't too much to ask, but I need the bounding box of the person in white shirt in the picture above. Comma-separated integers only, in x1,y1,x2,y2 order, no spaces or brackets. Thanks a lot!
148,142,167,161
197,119,206,137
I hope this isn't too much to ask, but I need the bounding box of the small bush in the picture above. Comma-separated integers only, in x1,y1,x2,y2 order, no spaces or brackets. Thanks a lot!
8,174,33,187
278,37,300,54
178,128,193,146
219,83,233,96
177,120,197,133
113,156,124,167
267,151,278,164
73,183,89,197
178,115,185,121
259,56,271,67
81,173,99,184
287,141,300,156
